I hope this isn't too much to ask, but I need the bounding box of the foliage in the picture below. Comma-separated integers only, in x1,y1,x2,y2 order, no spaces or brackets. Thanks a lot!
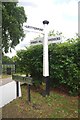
2,55,14,64
48,30,63,36
2,2,27,53
2,55,15,74
13,50,27,74
15,38,80,95
49,39,80,95
15,45,43,84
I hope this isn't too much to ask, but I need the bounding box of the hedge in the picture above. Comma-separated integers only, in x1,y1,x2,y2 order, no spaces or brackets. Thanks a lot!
16,38,80,96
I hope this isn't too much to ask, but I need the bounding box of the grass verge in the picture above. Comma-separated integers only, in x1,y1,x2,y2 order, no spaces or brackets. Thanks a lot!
2,84,78,118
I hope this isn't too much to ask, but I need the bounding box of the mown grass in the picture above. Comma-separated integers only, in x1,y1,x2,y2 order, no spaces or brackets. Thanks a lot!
2,84,78,118
2,74,11,79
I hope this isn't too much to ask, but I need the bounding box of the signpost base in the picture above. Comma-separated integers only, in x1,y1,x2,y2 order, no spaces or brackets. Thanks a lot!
43,76,50,96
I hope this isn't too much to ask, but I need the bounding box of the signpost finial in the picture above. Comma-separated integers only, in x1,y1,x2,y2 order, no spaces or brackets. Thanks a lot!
43,20,49,25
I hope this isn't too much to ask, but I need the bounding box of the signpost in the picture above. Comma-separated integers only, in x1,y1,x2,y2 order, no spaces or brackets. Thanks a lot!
12,74,33,102
25,22,50,96
12,20,51,105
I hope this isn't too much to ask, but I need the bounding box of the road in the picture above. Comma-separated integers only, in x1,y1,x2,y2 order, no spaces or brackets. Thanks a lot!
0,77,13,86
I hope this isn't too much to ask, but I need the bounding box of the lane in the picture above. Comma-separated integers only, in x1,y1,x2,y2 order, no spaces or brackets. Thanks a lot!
0,77,13,86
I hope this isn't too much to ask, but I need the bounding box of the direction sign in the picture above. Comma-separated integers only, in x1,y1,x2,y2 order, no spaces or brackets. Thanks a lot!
12,74,33,85
25,25,43,31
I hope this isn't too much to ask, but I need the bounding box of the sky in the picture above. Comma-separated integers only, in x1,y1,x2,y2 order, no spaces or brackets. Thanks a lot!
5,0,79,57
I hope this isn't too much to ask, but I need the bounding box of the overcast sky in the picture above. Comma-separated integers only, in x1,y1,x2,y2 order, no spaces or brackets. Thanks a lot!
6,0,79,57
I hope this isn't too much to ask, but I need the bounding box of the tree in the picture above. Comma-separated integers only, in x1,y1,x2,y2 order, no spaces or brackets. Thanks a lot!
2,2,27,53
49,30,62,36
2,54,13,64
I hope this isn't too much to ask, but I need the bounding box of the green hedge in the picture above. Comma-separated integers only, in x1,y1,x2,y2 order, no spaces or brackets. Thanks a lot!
49,40,80,95
16,38,80,95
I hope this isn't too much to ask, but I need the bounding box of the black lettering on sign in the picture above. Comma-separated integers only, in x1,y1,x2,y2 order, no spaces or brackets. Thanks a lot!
25,25,43,31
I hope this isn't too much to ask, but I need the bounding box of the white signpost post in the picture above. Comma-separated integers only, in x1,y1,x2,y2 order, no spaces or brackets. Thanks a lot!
43,20,50,95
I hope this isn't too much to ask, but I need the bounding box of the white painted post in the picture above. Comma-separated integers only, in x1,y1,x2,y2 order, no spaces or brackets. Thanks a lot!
43,21,49,77
43,20,50,95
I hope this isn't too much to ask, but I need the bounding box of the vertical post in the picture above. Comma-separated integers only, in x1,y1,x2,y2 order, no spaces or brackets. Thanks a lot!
43,20,50,95
0,3,2,120
0,2,2,80
27,84,31,102
16,81,19,97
